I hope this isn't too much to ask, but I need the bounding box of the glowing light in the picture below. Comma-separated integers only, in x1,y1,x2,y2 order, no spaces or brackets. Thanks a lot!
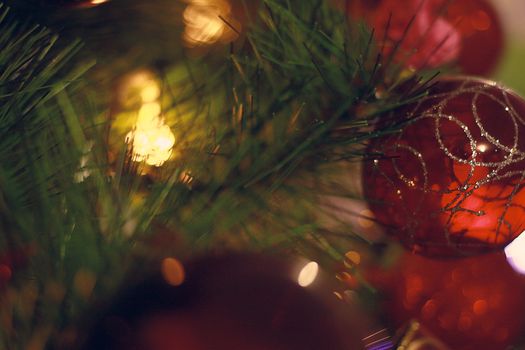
505,231,525,275
179,171,195,186
140,83,161,103
182,0,239,47
162,258,185,286
358,209,374,228
137,102,162,127
344,251,361,267
336,271,357,288
127,125,175,166
297,261,319,287
473,299,488,315
90,0,109,4
125,83,176,167
477,143,489,153
334,291,343,300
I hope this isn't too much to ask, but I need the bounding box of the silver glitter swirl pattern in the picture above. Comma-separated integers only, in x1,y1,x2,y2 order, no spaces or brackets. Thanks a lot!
372,78,525,251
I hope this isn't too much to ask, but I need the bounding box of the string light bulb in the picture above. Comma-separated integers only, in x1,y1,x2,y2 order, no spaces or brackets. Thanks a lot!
297,261,319,287
182,0,239,47
125,79,176,167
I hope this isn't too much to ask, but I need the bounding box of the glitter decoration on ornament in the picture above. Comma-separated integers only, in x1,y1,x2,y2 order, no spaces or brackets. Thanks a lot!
363,77,525,257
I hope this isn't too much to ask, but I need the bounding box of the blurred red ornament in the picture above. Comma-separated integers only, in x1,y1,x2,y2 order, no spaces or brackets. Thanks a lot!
348,0,503,74
367,252,525,350
446,0,504,76
363,77,525,257
82,254,367,350
372,0,461,69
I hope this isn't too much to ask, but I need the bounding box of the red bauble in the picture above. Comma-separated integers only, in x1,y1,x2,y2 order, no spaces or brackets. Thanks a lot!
370,0,461,69
363,77,525,257
82,254,365,350
447,0,504,76
367,252,525,350
351,0,503,74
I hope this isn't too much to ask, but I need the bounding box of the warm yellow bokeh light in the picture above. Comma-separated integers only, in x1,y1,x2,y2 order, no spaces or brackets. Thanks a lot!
117,71,161,108
140,83,161,103
358,209,374,228
161,258,185,286
137,102,162,126
182,0,239,47
125,82,176,167
477,143,489,153
344,251,361,267
297,261,319,287
126,125,175,166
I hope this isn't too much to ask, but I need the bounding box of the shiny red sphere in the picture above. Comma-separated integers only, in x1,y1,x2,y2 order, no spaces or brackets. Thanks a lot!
350,0,504,74
447,0,504,75
81,254,365,350
367,252,525,350
364,77,525,257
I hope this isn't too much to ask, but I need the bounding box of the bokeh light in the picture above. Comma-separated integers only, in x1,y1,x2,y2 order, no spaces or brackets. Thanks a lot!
182,0,239,47
125,80,176,167
297,261,319,287
161,257,185,286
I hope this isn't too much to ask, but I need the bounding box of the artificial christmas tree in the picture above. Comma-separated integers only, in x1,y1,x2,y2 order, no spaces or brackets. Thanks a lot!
1,0,524,349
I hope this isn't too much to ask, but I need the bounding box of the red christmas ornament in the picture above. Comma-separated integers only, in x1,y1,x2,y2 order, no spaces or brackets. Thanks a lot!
81,254,365,350
446,0,504,76
363,77,525,257
370,0,461,69
351,0,503,74
367,252,525,350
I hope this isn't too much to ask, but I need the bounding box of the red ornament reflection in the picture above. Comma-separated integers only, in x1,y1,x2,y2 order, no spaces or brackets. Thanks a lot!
364,77,525,257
